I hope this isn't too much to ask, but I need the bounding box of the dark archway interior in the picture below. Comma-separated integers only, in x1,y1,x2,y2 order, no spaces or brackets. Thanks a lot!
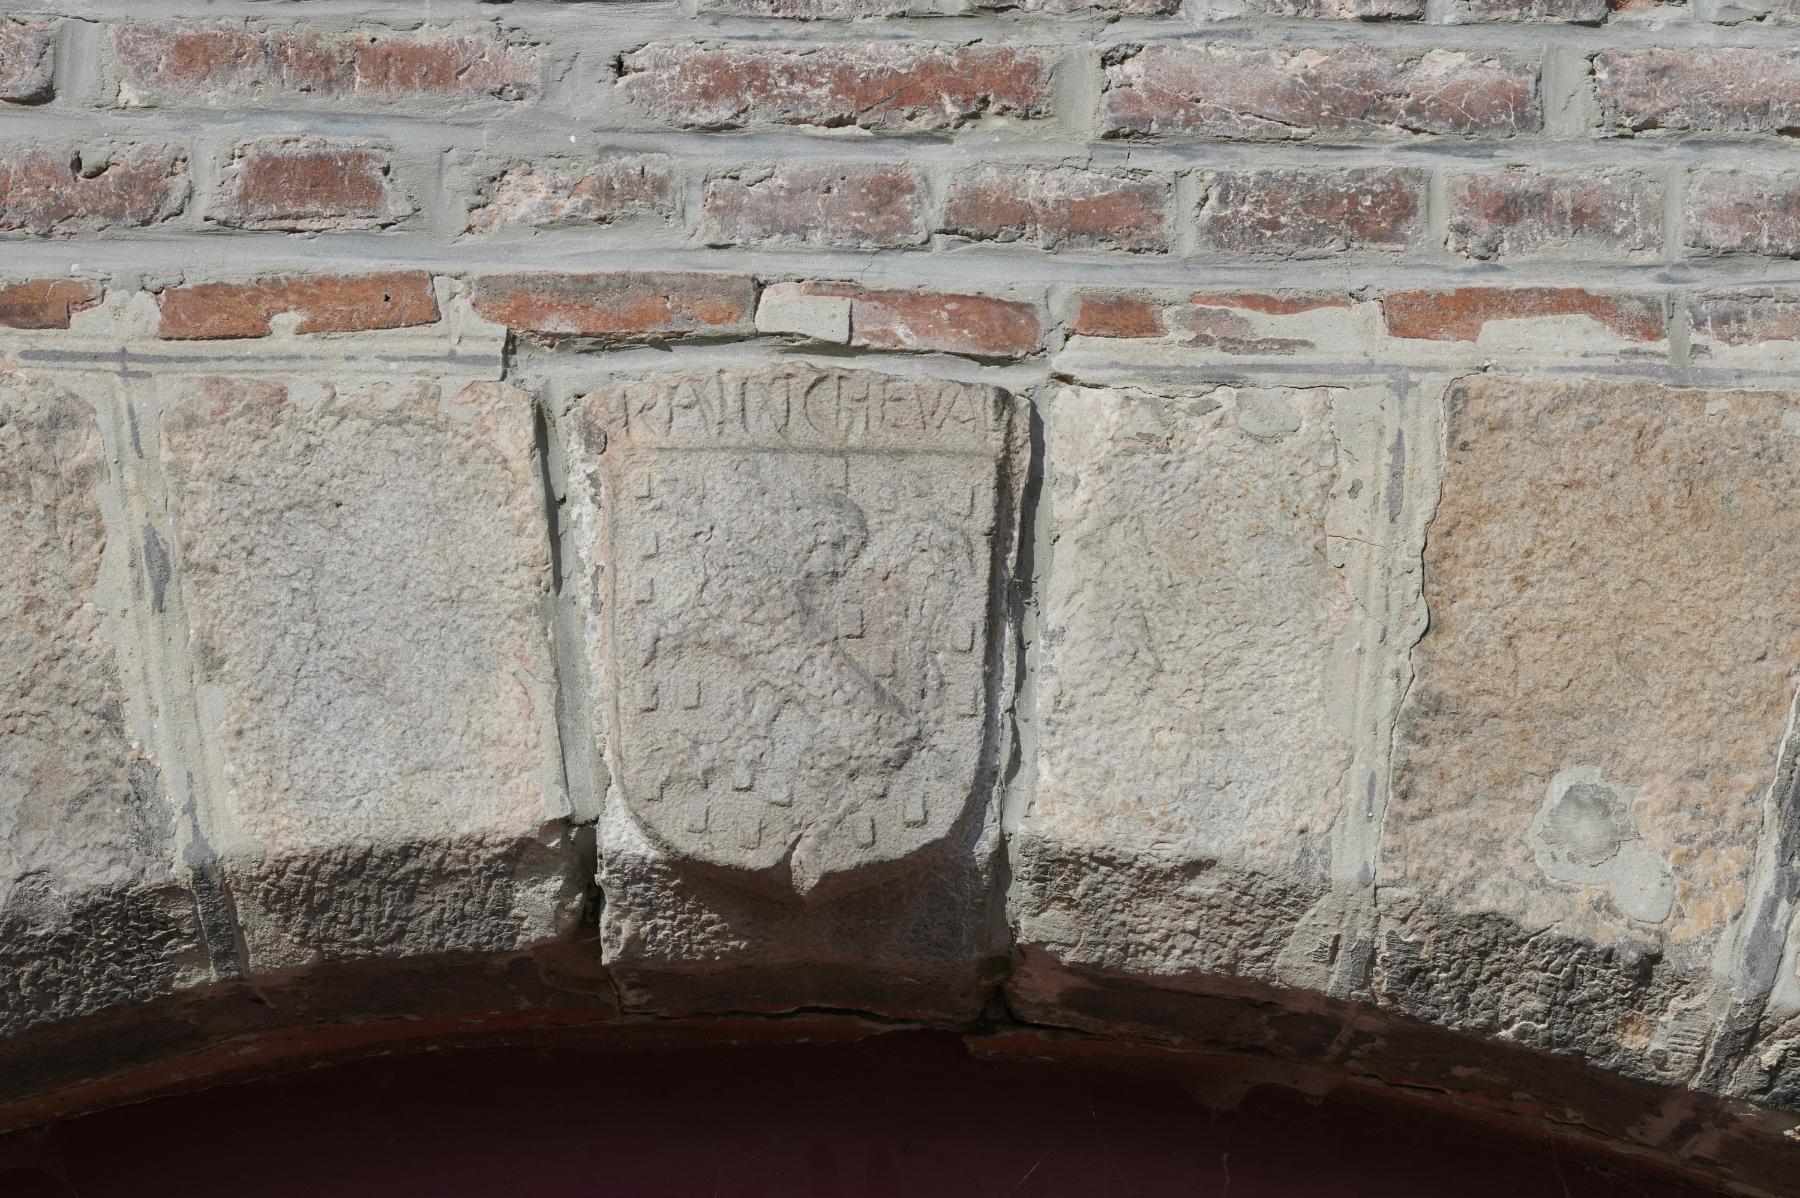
0,1031,1730,1198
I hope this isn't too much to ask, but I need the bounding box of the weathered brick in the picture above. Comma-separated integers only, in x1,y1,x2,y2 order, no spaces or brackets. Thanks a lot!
1072,292,1166,338
1382,288,1664,342
0,280,103,330
0,144,189,236
618,43,1053,132
702,165,928,249
1101,46,1538,140
469,159,677,233
777,281,1041,358
1686,171,1800,257
1195,168,1426,255
941,166,1170,253
1691,292,1800,347
0,20,55,103
470,272,756,342
706,0,1173,12
110,21,538,106
1448,0,1607,20
1447,171,1662,259
1596,49,1800,135
1204,0,1424,15
208,139,412,232
157,273,440,340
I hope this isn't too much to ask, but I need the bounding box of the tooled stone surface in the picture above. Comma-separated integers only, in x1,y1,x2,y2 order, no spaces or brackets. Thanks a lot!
1011,383,1420,1016
158,376,581,972
0,371,202,1037
567,362,1022,1013
1381,376,1800,1088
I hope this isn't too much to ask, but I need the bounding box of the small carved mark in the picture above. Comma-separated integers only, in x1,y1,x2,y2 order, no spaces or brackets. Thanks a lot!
854,814,876,848
903,795,927,827
685,797,709,834
638,684,658,712
731,763,754,792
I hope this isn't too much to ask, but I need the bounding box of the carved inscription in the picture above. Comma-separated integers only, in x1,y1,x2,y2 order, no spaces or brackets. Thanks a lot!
578,365,1015,898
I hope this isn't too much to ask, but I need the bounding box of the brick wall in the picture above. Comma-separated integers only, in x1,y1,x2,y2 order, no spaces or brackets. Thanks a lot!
8,4,1800,1183
0,5,1796,352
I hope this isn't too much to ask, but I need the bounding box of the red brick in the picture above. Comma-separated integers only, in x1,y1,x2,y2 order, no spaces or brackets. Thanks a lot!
1447,171,1661,259
110,21,537,106
1690,292,1800,347
470,272,756,342
0,20,55,104
0,280,103,330
1596,50,1800,136
469,159,676,233
156,273,439,340
941,166,1170,253
1381,288,1663,342
208,139,412,232
793,282,1041,358
1072,292,1167,338
0,144,188,236
618,42,1053,132
1685,171,1800,257
1449,0,1606,19
703,165,928,248
1195,168,1426,254
1101,46,1537,140
1223,0,1424,14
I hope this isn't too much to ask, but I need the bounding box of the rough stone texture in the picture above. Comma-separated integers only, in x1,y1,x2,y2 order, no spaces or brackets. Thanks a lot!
941,166,1171,253
0,371,202,1040
617,43,1054,132
1685,172,1800,258
1596,49,1800,135
110,22,539,107
0,20,55,104
468,159,676,233
1447,171,1662,260
567,363,1022,1013
1194,168,1427,255
158,374,579,971
156,273,439,340
0,144,189,236
701,165,929,249
0,280,104,330
1100,47,1539,140
1382,376,1800,1085
7,0,1800,1188
470,271,756,342
208,139,411,233
1013,381,1420,1016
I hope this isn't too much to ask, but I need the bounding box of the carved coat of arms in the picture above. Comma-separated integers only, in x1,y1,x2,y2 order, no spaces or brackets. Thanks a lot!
573,364,1019,900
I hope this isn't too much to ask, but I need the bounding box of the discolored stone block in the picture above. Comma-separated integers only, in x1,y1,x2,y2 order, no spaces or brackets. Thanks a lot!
1011,383,1423,1022
1381,377,1800,1084
159,375,581,972
0,371,202,1038
567,363,1024,1014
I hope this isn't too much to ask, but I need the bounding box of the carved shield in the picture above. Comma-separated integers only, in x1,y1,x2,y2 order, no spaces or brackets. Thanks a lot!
583,364,1015,899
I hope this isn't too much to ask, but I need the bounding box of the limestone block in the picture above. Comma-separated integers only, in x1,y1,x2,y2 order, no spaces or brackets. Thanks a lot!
566,363,1024,1015
1380,377,1800,1087
158,375,580,973
0,370,202,1037
1011,382,1425,1028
